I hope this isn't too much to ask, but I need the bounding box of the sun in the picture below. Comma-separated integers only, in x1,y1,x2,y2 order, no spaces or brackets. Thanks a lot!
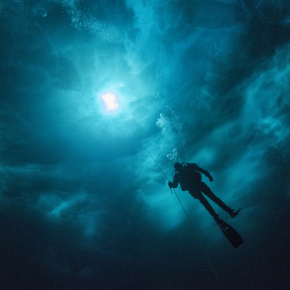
101,92,119,112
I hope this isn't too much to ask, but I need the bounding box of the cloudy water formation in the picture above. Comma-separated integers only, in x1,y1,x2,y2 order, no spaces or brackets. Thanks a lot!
1,0,290,289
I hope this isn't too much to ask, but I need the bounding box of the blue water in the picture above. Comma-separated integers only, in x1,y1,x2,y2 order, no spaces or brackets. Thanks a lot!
0,1,290,289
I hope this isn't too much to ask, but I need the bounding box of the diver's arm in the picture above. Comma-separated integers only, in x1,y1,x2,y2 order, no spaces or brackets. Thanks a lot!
191,163,213,182
168,174,179,188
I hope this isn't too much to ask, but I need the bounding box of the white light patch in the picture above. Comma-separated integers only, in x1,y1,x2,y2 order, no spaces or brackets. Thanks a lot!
101,93,119,111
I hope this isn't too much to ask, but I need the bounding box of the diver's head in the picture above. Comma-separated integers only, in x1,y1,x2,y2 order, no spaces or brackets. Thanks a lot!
174,162,182,171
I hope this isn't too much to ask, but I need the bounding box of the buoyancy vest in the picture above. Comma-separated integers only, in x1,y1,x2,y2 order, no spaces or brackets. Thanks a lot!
175,163,202,191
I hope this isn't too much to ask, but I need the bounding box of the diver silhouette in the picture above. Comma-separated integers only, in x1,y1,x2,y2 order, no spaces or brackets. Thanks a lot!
168,162,240,224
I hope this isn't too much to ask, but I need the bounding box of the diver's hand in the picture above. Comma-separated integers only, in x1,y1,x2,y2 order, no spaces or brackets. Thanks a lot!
208,175,213,182
168,182,174,188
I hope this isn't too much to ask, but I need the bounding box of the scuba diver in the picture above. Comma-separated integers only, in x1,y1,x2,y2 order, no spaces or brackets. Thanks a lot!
168,162,241,225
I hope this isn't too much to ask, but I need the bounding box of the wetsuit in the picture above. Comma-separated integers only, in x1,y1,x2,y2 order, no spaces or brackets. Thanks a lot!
170,163,231,219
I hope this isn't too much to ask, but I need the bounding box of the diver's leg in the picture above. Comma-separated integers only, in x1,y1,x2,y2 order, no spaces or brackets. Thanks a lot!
200,182,240,218
191,191,223,225
194,192,219,219
200,182,230,211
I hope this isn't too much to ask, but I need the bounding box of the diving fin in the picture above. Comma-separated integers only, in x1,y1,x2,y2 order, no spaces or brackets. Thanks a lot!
217,218,244,248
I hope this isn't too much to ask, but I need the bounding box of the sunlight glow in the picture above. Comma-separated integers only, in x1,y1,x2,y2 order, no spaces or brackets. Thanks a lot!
101,93,119,111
